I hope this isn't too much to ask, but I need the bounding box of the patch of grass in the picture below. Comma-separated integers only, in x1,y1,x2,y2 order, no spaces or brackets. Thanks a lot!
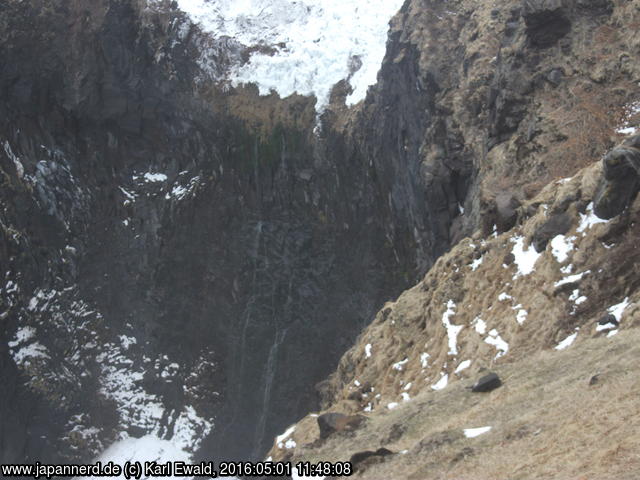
291,328,640,479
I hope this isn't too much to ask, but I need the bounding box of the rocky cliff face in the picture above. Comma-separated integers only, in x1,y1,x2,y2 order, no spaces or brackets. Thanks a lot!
1,0,639,473
0,0,450,464
263,0,640,477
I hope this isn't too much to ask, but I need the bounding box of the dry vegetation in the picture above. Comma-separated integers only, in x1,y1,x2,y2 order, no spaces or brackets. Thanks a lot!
291,328,640,480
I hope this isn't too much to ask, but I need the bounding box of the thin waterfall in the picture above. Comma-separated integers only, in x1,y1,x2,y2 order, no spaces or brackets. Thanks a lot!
252,326,287,459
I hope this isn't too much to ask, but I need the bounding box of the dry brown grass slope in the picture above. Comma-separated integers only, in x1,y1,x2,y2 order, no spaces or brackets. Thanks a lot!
284,327,640,479
267,155,640,479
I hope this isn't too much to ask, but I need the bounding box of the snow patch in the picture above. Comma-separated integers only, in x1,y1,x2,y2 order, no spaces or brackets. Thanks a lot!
569,289,587,307
96,435,215,480
498,292,513,302
96,344,211,452
511,235,542,277
392,358,409,371
464,426,492,438
276,425,296,448
485,329,509,359
12,341,49,365
176,0,405,112
420,352,430,369
555,331,578,350
555,270,590,288
3,140,24,178
608,297,630,321
8,326,37,348
515,308,528,325
470,256,483,271
596,322,617,333
431,373,449,391
455,360,471,374
550,235,576,263
142,172,168,183
442,300,463,356
472,317,487,335
577,203,608,233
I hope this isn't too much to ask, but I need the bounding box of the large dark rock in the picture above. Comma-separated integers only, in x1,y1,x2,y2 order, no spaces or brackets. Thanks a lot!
598,314,618,327
522,0,572,48
594,135,640,219
471,373,502,393
349,447,394,472
532,212,573,252
495,192,521,233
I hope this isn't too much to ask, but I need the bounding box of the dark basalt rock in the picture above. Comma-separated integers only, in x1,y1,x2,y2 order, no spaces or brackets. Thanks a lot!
594,135,640,220
598,314,618,327
522,0,572,48
532,212,573,253
471,373,502,393
495,192,521,233
349,448,394,472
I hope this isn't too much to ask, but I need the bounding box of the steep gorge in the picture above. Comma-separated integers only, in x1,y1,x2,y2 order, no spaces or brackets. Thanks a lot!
1,0,639,473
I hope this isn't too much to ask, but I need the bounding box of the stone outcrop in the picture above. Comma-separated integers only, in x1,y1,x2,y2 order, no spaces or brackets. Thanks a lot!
317,413,366,440
594,135,640,219
471,373,502,393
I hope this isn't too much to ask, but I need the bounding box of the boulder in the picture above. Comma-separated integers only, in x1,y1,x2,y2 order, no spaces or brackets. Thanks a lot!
594,135,640,219
522,0,572,48
471,373,502,393
317,413,366,439
350,448,394,472
495,192,521,232
532,212,573,252
598,313,618,327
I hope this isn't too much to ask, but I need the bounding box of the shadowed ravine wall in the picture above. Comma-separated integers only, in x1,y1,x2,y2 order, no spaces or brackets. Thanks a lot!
0,0,467,462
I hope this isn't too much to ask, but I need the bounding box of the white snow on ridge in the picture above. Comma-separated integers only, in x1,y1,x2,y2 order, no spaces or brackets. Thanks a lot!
175,0,405,111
